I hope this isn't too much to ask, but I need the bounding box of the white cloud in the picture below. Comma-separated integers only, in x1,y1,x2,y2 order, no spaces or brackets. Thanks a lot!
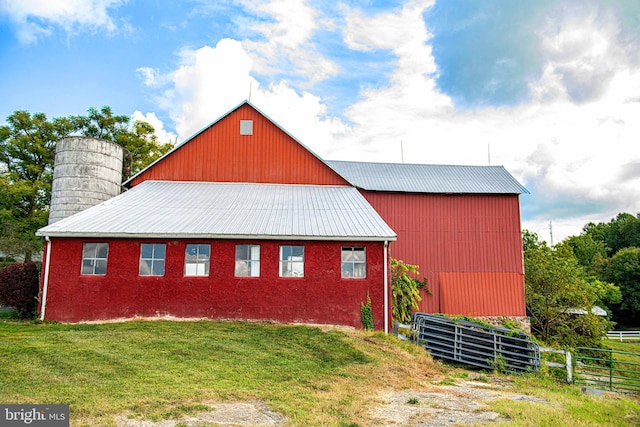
238,0,338,85
532,1,639,104
138,38,349,157
131,111,177,145
158,39,255,139
0,0,124,43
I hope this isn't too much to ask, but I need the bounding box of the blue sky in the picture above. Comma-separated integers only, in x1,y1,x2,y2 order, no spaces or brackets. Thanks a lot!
2,0,640,243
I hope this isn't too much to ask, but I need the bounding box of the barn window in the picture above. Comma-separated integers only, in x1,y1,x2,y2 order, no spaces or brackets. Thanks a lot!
235,244,260,277
279,245,304,277
184,244,210,276
81,242,108,275
341,247,366,278
139,243,166,276
240,120,253,135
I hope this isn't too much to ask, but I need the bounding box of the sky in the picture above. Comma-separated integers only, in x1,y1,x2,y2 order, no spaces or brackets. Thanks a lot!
1,0,640,244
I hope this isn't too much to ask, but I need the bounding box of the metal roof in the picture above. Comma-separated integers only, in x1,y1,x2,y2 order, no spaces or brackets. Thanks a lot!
36,181,396,241
326,161,529,194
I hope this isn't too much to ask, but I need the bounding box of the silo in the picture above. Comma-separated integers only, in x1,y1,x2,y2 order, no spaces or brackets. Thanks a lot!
48,137,123,224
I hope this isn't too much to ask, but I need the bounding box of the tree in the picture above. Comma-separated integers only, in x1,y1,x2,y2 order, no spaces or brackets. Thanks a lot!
606,247,640,327
0,107,173,260
0,111,75,260
523,230,618,347
391,258,427,323
559,234,609,277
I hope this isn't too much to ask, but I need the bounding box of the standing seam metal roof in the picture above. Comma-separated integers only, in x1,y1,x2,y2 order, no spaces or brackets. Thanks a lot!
326,160,529,194
36,181,397,240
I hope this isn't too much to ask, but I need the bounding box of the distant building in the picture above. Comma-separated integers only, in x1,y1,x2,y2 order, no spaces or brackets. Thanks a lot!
37,101,527,331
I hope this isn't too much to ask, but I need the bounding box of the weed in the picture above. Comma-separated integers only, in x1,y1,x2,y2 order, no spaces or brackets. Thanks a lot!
360,295,373,331
406,397,419,404
475,374,489,382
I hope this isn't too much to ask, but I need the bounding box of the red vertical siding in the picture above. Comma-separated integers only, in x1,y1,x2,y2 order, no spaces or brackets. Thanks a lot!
129,104,348,187
362,191,525,316
42,238,388,329
439,272,525,316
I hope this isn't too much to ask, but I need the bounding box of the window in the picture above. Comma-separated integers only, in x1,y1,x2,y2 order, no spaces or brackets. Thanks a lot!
341,247,366,278
239,120,253,135
81,242,108,275
235,244,260,277
185,244,210,276
280,245,304,277
139,243,166,276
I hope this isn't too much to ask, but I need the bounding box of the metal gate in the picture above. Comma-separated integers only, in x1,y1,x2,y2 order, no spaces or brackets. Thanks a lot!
412,313,540,373
574,347,640,394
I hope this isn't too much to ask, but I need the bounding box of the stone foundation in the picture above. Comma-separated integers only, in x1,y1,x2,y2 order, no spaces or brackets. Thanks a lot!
473,316,531,334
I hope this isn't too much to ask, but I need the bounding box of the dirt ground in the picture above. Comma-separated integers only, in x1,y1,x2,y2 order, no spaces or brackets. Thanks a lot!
117,377,547,427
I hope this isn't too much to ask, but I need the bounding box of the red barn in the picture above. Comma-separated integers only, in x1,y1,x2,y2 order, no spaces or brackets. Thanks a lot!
37,101,528,330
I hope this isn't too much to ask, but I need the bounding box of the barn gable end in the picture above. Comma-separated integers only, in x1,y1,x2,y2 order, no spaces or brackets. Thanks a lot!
126,101,348,187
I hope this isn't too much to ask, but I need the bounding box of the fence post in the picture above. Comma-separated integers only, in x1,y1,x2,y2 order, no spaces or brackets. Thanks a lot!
565,351,573,383
609,350,614,391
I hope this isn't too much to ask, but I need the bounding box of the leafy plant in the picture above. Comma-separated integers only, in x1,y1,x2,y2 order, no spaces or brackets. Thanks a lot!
361,294,374,331
391,258,427,323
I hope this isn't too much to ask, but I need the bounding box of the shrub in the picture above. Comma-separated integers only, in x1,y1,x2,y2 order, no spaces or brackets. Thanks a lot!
391,258,427,323
0,262,40,319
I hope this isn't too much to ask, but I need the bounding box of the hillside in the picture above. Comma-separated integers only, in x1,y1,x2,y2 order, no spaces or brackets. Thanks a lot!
1,319,638,426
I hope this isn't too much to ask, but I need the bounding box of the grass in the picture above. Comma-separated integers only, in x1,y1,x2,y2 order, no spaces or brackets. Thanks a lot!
0,320,436,426
1,319,639,426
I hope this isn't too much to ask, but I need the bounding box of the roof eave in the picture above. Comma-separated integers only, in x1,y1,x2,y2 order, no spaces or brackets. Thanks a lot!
37,231,398,242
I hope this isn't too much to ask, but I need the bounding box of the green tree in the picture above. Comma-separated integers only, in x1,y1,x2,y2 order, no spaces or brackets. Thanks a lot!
0,111,75,260
391,258,427,323
606,247,640,327
0,107,173,260
523,230,618,347
559,234,609,277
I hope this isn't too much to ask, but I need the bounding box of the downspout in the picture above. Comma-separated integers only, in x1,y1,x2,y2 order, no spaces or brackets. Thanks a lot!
40,236,51,321
384,240,389,334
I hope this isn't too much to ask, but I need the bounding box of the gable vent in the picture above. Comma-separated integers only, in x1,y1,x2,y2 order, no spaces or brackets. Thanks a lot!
240,120,253,135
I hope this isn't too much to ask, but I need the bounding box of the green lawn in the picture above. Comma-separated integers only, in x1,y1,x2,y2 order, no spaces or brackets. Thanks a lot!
1,319,639,426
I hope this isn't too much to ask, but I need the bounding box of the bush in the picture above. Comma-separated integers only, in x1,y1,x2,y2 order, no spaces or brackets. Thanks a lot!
0,262,40,319
391,258,427,323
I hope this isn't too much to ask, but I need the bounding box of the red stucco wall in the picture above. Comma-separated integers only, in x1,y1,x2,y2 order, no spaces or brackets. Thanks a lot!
41,238,389,329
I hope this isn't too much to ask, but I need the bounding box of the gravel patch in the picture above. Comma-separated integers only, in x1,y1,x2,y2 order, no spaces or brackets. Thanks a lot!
118,401,284,427
369,380,547,426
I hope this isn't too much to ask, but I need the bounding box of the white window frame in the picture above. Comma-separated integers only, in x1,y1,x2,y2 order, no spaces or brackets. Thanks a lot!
184,244,210,277
139,243,166,276
81,242,108,275
235,244,260,277
279,245,304,277
341,246,366,279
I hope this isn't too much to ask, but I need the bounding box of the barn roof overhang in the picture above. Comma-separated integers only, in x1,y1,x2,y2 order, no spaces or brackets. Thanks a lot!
37,181,397,242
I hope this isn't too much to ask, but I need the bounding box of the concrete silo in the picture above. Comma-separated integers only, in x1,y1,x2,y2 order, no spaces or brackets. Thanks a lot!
48,137,123,224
